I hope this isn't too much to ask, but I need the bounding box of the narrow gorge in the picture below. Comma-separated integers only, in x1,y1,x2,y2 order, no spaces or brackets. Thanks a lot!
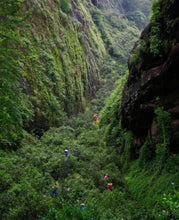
0,0,178,219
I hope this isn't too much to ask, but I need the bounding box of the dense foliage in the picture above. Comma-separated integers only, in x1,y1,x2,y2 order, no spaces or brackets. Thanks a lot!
1,0,178,219
0,111,149,219
0,0,152,148
0,0,33,148
1,0,107,141
1,81,178,219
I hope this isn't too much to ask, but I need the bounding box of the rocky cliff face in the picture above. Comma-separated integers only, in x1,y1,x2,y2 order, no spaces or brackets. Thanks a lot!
20,0,106,135
21,0,151,135
121,0,179,152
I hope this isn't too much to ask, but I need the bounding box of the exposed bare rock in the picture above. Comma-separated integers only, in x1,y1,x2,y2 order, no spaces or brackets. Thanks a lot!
121,0,179,152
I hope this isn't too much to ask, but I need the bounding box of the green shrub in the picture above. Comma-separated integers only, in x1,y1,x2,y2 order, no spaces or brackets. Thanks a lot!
128,53,140,67
139,139,155,168
137,39,147,54
154,107,171,147
123,131,133,165
149,34,161,56
108,16,127,31
153,185,179,219
149,0,163,56
59,10,69,25
60,0,71,13
42,202,93,220
90,8,102,26
165,154,179,174
126,10,147,29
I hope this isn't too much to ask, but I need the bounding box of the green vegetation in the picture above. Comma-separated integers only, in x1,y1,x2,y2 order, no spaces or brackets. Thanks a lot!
0,112,150,219
154,107,171,148
128,39,147,68
1,0,106,142
1,65,178,218
1,0,178,219
0,0,33,148
0,0,150,147
60,0,71,13
128,54,140,67
89,3,142,61
149,0,163,56
123,106,178,218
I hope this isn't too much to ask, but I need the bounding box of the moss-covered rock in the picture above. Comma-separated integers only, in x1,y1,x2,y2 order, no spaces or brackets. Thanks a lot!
21,0,106,135
121,0,179,151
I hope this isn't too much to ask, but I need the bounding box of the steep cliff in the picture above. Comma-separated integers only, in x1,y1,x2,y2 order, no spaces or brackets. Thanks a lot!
0,0,106,145
1,0,152,147
22,0,106,134
121,0,179,153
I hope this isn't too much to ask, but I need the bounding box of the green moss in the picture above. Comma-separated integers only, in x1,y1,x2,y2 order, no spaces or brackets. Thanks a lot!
128,53,141,67
149,0,163,56
0,0,33,148
60,0,71,13
14,0,107,133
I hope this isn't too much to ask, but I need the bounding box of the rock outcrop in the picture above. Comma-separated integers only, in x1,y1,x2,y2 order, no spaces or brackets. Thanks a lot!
121,0,179,152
